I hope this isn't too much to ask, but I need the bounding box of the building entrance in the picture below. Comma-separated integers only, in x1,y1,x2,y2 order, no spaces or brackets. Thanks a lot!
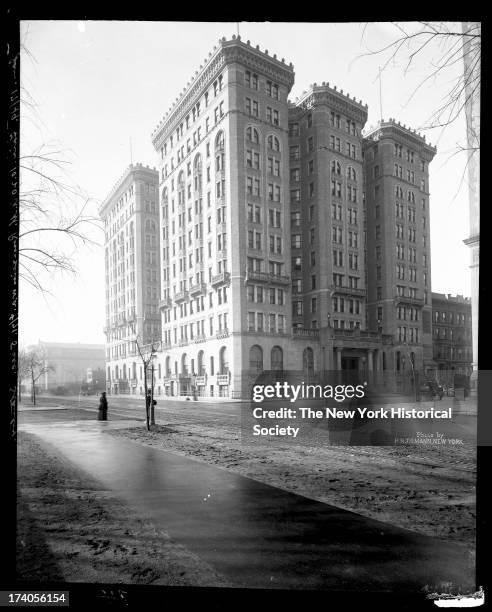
342,357,359,370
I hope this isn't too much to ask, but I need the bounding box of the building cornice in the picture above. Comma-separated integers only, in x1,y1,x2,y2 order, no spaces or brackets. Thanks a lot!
363,120,437,160
431,292,472,305
151,36,295,150
99,163,158,218
289,84,368,125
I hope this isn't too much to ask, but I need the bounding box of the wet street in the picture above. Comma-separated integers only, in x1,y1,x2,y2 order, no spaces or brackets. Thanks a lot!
18,400,475,592
18,394,243,427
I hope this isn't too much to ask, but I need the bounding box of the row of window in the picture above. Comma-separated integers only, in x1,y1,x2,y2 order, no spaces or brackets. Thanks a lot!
244,70,280,100
247,312,286,333
247,285,285,305
289,113,357,136
397,326,420,343
370,142,426,172
247,231,283,254
433,326,468,341
433,311,468,325
245,97,281,125
247,205,282,227
161,288,228,323
160,74,224,157
164,313,229,344
245,151,281,175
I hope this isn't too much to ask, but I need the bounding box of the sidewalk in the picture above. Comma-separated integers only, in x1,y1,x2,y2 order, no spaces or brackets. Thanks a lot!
19,418,475,592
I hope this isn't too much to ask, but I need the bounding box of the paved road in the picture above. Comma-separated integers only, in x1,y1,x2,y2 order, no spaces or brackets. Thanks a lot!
18,408,475,592
19,395,243,427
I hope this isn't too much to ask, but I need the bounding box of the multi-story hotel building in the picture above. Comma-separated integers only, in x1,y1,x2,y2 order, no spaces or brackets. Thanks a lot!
99,164,161,395
288,84,384,373
101,37,447,399
432,293,473,376
363,120,436,374
150,36,313,398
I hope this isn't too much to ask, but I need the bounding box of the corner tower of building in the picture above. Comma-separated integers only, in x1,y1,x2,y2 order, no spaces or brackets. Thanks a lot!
363,120,436,373
288,84,368,345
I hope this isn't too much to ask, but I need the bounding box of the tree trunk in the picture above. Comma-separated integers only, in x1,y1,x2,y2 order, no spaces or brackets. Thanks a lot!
31,371,36,406
150,365,155,426
143,364,149,430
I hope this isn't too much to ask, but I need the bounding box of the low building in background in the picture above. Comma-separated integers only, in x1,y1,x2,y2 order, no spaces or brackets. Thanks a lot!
27,341,106,392
431,293,473,379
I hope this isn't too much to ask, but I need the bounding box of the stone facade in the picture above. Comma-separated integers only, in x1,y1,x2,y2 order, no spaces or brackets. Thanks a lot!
363,120,436,375
100,36,464,399
99,164,161,395
151,37,299,398
432,293,473,376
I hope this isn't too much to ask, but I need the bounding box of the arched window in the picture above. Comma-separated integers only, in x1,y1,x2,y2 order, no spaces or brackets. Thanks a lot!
177,171,185,205
215,130,225,151
219,346,229,374
331,160,341,174
194,153,202,192
271,346,283,371
246,127,259,144
197,350,205,375
303,347,314,376
181,353,188,376
267,135,280,151
347,166,356,180
249,345,263,372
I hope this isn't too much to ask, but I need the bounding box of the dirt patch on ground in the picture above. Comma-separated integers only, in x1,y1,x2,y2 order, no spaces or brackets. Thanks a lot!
17,431,230,586
106,423,476,552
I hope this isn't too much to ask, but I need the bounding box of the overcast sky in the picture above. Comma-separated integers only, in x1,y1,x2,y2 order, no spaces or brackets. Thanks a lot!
19,20,474,347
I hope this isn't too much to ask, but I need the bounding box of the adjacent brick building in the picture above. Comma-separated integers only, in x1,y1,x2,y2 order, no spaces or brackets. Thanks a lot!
432,293,473,376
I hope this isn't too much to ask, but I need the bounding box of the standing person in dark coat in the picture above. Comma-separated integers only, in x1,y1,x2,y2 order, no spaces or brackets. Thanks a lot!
98,392,108,421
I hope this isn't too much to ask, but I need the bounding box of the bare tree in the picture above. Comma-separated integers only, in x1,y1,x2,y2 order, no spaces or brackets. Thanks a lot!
19,142,102,295
19,35,103,295
356,22,480,139
17,348,31,403
134,336,159,430
24,348,54,405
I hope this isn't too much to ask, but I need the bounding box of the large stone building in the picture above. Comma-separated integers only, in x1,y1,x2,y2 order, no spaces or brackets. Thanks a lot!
150,37,301,398
99,164,161,395
102,35,449,399
432,292,473,377
363,120,436,374
26,341,105,391
288,84,386,374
